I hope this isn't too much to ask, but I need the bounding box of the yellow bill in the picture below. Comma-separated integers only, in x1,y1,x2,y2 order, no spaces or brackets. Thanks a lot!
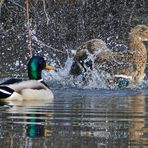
46,63,56,70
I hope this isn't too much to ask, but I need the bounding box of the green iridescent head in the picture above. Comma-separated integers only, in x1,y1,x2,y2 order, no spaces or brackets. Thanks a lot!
28,56,55,80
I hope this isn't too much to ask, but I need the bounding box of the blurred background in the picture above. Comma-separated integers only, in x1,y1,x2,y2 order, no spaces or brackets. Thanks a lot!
0,0,148,77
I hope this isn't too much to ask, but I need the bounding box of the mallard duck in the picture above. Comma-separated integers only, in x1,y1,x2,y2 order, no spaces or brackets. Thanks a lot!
95,25,148,85
70,25,148,86
0,56,55,101
70,39,109,76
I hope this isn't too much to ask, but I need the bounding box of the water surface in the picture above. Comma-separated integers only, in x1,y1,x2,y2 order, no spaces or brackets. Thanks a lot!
0,83,148,148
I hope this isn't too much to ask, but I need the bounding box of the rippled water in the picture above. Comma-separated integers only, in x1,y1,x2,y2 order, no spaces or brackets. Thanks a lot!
0,81,148,147
1,54,148,147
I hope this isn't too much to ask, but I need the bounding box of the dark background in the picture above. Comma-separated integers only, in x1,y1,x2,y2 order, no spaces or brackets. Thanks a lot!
0,0,148,76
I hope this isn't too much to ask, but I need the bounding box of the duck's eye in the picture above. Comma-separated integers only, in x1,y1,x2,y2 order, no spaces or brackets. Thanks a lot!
40,60,43,64
39,61,42,65
39,59,44,64
39,59,46,68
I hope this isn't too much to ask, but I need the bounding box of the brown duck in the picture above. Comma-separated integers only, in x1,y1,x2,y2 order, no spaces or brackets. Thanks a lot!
70,39,109,76
70,25,148,85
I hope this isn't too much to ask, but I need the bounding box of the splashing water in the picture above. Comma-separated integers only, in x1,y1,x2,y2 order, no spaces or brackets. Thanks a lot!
42,49,73,84
41,46,148,89
2,23,147,89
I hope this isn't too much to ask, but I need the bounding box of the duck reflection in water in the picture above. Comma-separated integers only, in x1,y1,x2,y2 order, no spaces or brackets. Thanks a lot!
0,92,148,147
128,93,148,146
26,113,47,138
50,93,148,147
2,100,54,138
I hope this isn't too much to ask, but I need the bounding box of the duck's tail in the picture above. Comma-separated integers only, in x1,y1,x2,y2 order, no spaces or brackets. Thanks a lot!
0,86,14,99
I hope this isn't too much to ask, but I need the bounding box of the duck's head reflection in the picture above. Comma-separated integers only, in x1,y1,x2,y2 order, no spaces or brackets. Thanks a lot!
2,100,53,138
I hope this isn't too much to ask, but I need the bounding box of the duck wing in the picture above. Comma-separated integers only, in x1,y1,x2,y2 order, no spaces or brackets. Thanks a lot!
0,79,23,99
0,80,49,100
94,50,135,75
0,86,14,99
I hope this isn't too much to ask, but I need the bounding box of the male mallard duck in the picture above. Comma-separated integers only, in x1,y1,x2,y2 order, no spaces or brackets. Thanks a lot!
70,25,148,86
0,56,55,101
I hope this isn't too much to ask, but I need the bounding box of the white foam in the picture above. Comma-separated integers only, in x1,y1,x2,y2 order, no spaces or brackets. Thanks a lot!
114,75,133,80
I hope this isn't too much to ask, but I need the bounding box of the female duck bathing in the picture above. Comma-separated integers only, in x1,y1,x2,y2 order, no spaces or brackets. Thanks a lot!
70,39,109,76
0,56,55,100
70,25,148,86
